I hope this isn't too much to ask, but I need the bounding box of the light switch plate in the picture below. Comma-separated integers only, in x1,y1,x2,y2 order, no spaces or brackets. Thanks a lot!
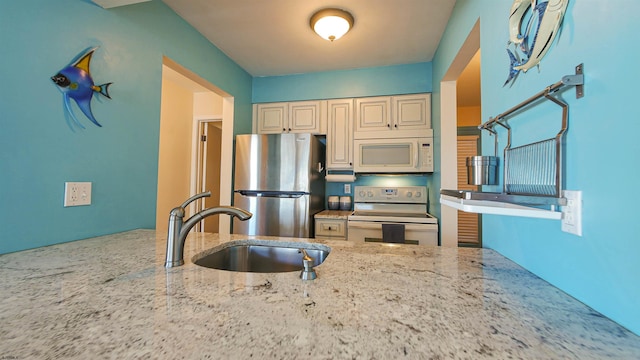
344,184,351,194
64,182,92,207
561,190,582,236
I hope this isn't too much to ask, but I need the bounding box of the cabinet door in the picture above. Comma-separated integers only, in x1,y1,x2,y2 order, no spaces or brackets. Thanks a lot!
289,101,322,134
256,103,288,134
326,99,353,169
354,96,391,132
393,93,431,130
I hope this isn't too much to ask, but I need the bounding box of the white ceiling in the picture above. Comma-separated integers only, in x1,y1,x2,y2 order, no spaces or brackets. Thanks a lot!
161,0,457,77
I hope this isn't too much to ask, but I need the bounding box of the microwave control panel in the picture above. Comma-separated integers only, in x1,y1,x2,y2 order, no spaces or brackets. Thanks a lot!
420,141,434,172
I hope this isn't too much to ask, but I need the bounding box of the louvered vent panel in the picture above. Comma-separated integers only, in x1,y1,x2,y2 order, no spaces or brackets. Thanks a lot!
457,135,480,245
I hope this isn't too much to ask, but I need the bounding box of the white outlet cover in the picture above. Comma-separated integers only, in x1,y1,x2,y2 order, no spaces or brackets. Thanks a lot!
64,182,92,207
561,190,582,236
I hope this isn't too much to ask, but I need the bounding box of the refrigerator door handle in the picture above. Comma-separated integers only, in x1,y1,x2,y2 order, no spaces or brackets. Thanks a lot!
235,190,306,198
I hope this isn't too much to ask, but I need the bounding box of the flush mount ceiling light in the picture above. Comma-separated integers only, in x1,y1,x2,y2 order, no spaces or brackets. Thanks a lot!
310,8,354,42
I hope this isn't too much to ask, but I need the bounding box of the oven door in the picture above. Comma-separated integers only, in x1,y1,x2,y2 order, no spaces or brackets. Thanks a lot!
347,221,438,246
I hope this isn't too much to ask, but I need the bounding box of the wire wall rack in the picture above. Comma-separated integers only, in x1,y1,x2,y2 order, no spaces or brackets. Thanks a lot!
441,64,584,212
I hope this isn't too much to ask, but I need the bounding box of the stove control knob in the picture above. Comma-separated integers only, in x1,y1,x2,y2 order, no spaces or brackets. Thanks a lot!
415,192,422,198
406,192,413,198
359,190,366,197
367,191,373,197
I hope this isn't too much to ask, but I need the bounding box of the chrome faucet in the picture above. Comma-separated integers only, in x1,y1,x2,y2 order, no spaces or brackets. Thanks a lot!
164,191,252,268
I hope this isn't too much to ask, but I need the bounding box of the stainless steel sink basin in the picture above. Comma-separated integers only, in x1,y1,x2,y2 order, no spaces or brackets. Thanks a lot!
192,240,330,273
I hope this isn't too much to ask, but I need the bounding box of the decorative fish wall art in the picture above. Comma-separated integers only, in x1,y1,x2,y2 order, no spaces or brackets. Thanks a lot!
51,47,112,130
504,0,569,86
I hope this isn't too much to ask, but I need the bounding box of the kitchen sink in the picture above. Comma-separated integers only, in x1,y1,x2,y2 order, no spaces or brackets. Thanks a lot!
192,240,330,273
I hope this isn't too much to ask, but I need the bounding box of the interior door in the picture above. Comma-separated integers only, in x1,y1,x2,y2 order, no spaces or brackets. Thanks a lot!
195,121,222,233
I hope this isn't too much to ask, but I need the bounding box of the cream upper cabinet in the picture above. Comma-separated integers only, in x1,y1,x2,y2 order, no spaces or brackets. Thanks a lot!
326,99,353,170
255,102,288,134
255,101,326,134
393,93,431,129
289,101,325,134
354,93,431,132
354,96,391,132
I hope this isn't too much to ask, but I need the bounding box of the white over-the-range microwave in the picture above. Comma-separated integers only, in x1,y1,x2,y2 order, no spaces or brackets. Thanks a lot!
353,129,434,173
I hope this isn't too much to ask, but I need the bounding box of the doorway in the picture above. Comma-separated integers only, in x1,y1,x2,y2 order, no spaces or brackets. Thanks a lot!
194,120,223,233
157,57,235,235
456,49,482,247
439,20,481,247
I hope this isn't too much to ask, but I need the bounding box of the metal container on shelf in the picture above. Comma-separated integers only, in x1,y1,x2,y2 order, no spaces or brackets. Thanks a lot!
328,196,340,210
466,156,499,185
339,196,351,211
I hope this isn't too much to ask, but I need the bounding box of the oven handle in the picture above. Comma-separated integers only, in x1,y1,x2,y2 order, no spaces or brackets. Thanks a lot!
414,140,419,169
347,222,381,230
347,221,437,231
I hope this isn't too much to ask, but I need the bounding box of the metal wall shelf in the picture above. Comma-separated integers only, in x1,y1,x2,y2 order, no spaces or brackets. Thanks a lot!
440,190,563,220
441,64,584,219
440,195,562,220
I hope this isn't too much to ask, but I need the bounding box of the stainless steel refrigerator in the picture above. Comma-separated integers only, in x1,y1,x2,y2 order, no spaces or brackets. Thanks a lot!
232,133,325,238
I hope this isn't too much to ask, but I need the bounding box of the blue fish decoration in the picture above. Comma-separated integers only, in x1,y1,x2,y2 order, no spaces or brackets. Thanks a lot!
51,47,112,130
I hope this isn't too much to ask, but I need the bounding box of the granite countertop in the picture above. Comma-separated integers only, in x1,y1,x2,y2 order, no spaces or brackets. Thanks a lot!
315,209,352,219
1,230,639,359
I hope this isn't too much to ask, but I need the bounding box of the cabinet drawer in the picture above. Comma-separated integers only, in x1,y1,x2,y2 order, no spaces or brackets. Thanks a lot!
315,219,347,238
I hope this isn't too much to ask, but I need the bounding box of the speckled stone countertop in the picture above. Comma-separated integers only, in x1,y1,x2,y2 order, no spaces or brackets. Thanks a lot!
314,209,352,219
1,230,639,359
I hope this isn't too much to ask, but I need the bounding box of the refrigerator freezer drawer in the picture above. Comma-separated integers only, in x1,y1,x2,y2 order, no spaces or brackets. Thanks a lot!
233,192,315,238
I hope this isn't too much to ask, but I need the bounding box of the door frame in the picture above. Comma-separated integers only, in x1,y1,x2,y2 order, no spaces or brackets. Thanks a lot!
439,20,480,247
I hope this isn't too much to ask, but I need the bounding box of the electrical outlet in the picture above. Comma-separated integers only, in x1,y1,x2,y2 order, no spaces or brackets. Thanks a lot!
561,190,582,236
64,182,92,207
344,184,351,194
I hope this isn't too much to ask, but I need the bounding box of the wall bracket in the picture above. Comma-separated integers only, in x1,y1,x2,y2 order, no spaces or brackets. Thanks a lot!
561,63,584,99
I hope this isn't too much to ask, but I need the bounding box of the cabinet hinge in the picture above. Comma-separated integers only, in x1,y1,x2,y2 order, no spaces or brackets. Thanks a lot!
200,135,207,142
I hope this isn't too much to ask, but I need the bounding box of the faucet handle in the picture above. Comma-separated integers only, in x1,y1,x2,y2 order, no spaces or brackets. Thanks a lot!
180,191,211,209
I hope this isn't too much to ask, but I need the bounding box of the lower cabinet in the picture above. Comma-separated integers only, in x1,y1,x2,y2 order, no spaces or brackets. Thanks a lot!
314,216,348,240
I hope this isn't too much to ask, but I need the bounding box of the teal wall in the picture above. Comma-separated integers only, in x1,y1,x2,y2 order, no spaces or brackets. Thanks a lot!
0,0,252,253
433,0,640,334
253,62,432,103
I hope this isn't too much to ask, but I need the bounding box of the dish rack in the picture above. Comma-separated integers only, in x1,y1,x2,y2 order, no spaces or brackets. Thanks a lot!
442,64,584,211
